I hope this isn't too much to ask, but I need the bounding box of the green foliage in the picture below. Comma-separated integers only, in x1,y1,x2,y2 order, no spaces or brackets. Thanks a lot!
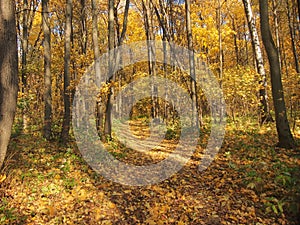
264,197,285,215
0,198,26,224
63,177,76,190
165,128,178,140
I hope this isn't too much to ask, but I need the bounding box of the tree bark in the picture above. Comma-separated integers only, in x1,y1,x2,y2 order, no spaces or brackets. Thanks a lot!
232,18,240,65
297,0,300,29
286,0,300,74
92,0,104,139
80,0,87,54
259,0,296,149
185,0,199,128
42,0,52,140
104,0,115,140
0,0,18,168
116,0,130,46
21,0,29,131
61,0,72,142
242,0,273,124
142,0,158,118
271,0,282,69
21,0,28,93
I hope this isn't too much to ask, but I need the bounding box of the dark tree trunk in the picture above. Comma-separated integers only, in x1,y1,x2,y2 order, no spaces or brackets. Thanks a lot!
142,0,158,118
80,0,87,54
92,0,104,139
185,0,199,128
259,0,296,149
61,0,72,142
21,0,29,131
297,0,300,29
42,0,52,140
0,0,19,168
286,0,300,74
21,0,28,93
104,0,115,140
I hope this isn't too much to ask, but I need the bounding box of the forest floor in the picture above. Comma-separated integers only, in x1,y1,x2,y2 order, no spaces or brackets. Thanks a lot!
1,117,300,224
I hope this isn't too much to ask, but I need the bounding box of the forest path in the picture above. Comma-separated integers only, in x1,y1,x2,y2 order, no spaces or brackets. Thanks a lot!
0,119,299,224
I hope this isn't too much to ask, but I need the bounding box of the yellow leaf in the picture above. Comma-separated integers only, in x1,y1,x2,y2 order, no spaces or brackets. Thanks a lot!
0,174,6,183
48,205,57,217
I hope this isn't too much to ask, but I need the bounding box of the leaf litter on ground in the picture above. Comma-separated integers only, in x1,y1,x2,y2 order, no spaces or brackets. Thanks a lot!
0,118,299,224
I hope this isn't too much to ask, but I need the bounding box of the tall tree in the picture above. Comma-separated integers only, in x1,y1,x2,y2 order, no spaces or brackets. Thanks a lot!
114,0,130,117
217,0,223,86
242,0,273,124
286,0,300,74
142,0,158,118
104,0,115,139
92,0,104,139
21,0,29,131
0,0,18,168
42,0,52,140
80,0,88,54
61,0,73,142
185,0,199,127
271,0,281,69
21,0,28,93
259,0,296,149
297,0,300,28
115,0,130,46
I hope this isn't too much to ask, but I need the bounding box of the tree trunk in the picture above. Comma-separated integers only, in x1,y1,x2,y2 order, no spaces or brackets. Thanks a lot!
104,0,115,140
217,0,223,86
80,0,87,54
232,18,240,65
42,0,52,140
61,0,72,142
242,0,273,124
115,0,130,117
259,0,296,149
297,0,300,30
271,0,282,69
21,0,29,131
21,0,28,93
142,0,158,118
286,0,300,74
185,0,199,128
0,0,18,168
92,0,104,139
116,0,130,46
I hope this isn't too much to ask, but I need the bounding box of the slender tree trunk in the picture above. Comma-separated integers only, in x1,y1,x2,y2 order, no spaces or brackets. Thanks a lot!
259,0,296,149
244,21,249,65
271,0,281,69
116,0,130,46
0,0,18,168
232,18,240,65
142,0,158,118
114,0,130,117
297,0,300,29
92,0,104,139
286,0,300,74
80,0,87,54
104,0,115,140
217,0,223,86
21,0,29,131
185,0,200,128
21,0,28,93
242,0,273,124
42,0,52,140
61,0,72,142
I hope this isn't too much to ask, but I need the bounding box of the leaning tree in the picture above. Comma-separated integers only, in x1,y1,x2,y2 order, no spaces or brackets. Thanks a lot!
259,0,296,149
